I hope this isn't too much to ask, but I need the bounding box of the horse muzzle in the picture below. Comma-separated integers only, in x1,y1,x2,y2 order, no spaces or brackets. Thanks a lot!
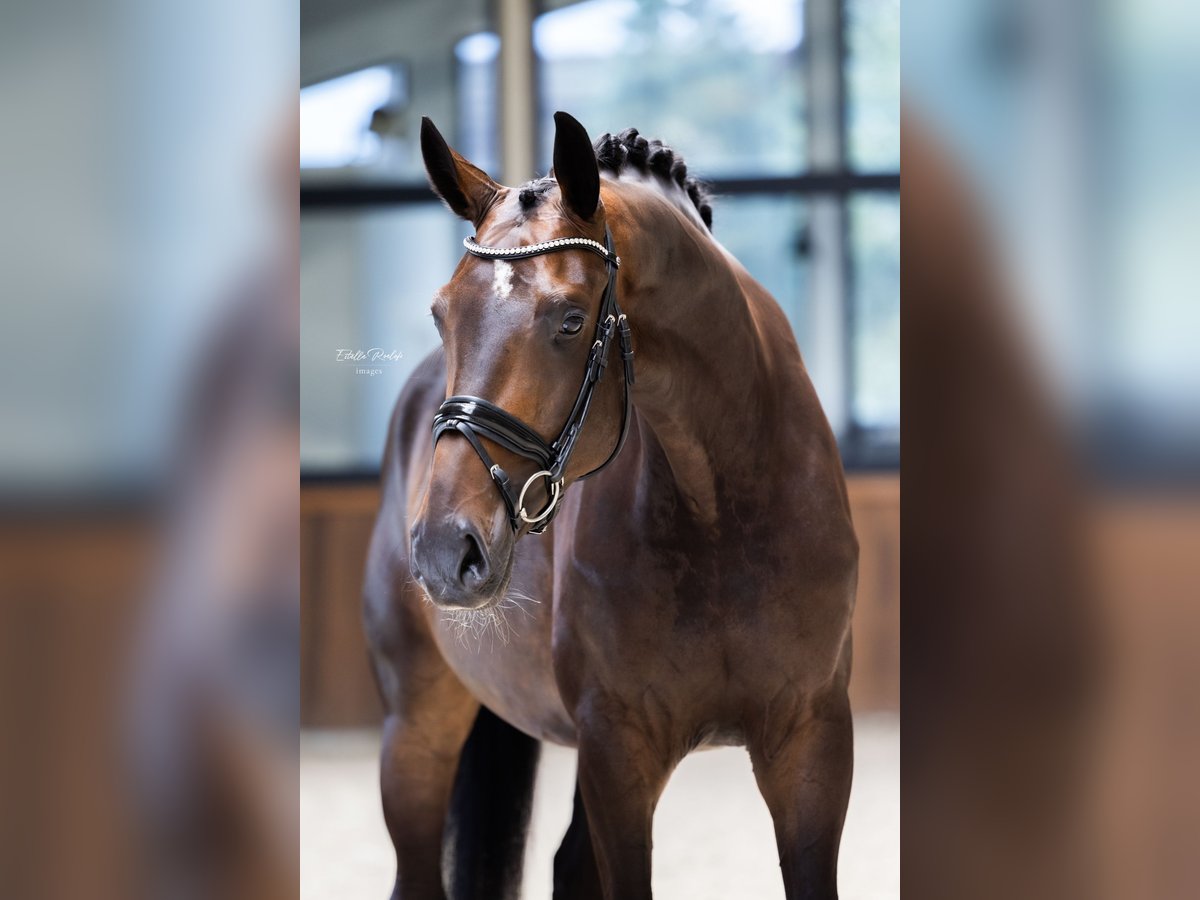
409,514,512,609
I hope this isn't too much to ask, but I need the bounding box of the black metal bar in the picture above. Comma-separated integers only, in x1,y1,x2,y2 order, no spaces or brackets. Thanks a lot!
301,184,440,208
708,172,898,194
300,172,900,210
835,0,857,463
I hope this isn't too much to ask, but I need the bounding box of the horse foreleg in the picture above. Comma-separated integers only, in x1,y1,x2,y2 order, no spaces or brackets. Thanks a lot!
575,714,675,900
748,689,854,900
552,780,603,900
377,667,478,900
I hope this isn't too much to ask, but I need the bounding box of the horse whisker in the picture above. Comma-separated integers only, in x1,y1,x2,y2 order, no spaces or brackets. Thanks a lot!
439,599,516,652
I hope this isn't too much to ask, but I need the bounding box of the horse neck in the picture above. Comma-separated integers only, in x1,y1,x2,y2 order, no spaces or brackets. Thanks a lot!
607,184,778,520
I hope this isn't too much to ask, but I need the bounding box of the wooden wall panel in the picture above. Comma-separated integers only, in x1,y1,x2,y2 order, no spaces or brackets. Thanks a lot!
301,484,384,727
300,474,901,726
845,476,901,712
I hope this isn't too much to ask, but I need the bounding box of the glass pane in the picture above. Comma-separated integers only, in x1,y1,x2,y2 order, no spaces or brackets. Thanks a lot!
846,0,901,171
849,193,900,437
715,195,846,436
455,32,503,176
535,0,807,177
301,206,467,471
716,195,813,340
300,66,399,169
300,0,497,183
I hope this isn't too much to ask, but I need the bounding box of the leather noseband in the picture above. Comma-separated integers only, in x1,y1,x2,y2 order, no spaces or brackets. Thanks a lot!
431,227,634,535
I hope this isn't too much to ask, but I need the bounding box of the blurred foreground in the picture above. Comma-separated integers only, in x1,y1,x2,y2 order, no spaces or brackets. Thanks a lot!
0,1,299,898
903,1,1200,898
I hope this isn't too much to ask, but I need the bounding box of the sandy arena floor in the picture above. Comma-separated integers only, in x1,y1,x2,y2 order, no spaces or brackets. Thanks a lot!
301,713,899,899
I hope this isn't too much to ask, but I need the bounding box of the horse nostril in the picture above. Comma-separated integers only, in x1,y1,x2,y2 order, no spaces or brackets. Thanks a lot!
458,527,489,590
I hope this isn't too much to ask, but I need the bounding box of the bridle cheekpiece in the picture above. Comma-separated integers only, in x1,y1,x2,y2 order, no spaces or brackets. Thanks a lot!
431,227,634,535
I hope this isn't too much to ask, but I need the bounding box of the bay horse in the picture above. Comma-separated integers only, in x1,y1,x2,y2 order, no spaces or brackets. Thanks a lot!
363,112,858,900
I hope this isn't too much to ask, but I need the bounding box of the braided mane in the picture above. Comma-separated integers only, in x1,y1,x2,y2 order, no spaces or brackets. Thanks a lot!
593,128,714,231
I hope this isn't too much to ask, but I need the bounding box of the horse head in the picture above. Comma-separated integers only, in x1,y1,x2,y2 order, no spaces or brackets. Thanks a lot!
410,112,630,609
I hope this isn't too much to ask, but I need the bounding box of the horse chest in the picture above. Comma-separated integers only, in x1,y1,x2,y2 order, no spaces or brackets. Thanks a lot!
546,497,846,724
430,601,579,745
551,543,773,701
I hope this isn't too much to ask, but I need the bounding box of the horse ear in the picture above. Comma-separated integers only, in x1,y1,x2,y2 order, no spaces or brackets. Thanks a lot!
420,116,499,225
552,111,600,221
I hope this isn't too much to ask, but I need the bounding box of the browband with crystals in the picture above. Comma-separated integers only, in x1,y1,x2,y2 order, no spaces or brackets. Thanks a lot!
433,227,634,535
462,235,620,267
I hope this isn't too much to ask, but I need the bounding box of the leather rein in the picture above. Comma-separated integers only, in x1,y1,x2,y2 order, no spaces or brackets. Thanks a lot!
431,227,634,535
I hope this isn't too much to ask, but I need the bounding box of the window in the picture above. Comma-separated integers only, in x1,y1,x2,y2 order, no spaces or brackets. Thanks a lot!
850,194,900,444
456,32,503,177
300,0,497,473
300,0,899,473
846,0,901,171
300,206,469,471
300,66,404,170
534,0,806,176
534,0,900,465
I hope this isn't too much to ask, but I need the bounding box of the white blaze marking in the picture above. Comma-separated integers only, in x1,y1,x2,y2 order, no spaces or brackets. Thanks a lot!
492,260,514,301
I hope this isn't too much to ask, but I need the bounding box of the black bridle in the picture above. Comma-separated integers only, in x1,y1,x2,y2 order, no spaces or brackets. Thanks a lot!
431,227,634,535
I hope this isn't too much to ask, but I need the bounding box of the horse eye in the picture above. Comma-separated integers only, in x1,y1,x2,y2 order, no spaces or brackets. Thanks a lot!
561,313,586,336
